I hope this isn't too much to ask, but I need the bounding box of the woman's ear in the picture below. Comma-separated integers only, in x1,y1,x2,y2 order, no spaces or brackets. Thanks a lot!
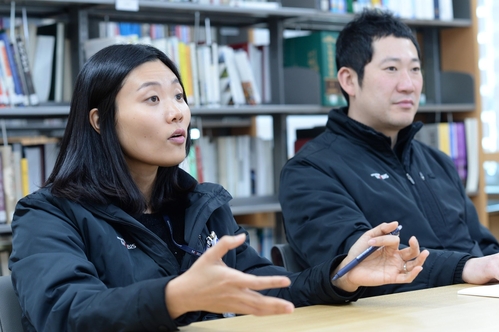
89,108,100,134
337,67,357,98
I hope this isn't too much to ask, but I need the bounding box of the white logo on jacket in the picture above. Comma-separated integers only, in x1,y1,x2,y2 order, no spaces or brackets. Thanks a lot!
117,236,136,249
370,173,389,180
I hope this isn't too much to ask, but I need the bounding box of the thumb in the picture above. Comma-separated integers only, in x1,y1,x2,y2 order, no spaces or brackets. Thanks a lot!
205,233,246,260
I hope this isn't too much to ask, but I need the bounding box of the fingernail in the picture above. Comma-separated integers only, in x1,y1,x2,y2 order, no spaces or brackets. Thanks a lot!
367,239,376,245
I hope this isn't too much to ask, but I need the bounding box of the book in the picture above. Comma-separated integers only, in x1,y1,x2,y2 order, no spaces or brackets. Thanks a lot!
0,145,16,224
14,34,38,105
0,153,6,224
0,31,26,105
233,49,261,105
188,42,200,107
218,46,245,105
464,118,479,194
32,34,55,102
0,39,18,106
35,22,66,102
198,136,218,184
458,284,499,298
23,145,43,194
284,31,345,107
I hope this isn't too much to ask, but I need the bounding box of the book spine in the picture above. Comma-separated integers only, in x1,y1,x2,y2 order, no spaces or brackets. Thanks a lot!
15,35,38,105
0,32,25,105
0,153,6,224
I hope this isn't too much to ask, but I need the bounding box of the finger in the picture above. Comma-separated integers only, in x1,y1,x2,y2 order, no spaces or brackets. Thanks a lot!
398,236,421,261
405,249,429,271
204,233,246,260
397,265,424,283
367,233,401,248
231,273,292,291
366,221,399,239
230,289,295,316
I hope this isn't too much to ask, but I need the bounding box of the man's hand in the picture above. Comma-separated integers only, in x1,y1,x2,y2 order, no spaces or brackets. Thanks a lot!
462,253,499,284
332,222,429,292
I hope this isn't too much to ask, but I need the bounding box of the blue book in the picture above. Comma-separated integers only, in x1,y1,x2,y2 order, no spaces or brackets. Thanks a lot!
0,31,25,105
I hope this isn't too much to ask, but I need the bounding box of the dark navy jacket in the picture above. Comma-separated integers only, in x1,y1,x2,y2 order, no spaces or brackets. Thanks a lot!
280,108,499,297
10,170,361,332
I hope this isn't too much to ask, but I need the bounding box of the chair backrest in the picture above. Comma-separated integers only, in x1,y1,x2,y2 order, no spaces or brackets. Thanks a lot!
271,243,304,273
0,275,24,332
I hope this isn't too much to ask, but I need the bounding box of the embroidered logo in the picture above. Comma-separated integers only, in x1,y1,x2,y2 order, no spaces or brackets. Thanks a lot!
370,173,389,180
117,236,136,250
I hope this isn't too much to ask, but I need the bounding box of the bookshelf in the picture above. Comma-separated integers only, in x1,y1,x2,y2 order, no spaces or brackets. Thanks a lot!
0,0,488,242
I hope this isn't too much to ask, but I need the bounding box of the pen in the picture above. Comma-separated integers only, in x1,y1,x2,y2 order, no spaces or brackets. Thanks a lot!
331,225,403,281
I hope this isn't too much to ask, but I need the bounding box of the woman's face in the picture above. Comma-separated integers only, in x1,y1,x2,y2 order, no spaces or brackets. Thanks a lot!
114,60,191,175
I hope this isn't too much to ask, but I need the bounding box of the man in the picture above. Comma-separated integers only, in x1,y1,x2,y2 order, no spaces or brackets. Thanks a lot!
279,9,499,297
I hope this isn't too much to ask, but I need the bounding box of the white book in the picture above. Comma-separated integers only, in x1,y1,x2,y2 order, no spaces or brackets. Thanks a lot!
236,135,251,197
219,46,245,105
151,37,168,55
251,137,274,196
32,35,54,102
24,145,43,194
0,145,16,223
0,251,10,276
43,141,59,182
189,42,200,107
464,118,478,194
198,136,218,184
11,147,23,201
54,22,65,102
196,45,212,105
217,136,237,196
438,0,454,21
210,42,220,105
233,49,261,104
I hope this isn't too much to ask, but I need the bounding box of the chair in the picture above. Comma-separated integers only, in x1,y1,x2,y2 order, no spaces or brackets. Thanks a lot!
271,243,304,273
0,275,24,332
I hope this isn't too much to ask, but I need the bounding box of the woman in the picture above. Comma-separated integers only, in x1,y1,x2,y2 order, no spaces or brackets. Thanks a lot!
9,44,428,331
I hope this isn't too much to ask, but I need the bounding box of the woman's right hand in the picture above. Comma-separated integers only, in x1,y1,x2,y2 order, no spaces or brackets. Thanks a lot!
165,233,294,319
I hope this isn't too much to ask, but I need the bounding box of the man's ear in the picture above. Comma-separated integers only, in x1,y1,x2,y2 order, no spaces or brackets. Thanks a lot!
89,108,100,134
337,67,357,98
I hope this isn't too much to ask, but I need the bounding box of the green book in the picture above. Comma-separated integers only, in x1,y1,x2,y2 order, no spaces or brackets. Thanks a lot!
284,31,345,107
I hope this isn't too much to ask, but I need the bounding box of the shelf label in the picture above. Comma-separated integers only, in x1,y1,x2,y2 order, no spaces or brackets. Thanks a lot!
115,0,139,12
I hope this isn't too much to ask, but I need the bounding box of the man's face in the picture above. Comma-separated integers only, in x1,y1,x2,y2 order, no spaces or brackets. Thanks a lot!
348,36,423,139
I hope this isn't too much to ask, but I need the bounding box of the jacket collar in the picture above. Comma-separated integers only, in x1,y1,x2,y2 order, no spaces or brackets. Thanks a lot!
82,169,232,248
326,107,423,164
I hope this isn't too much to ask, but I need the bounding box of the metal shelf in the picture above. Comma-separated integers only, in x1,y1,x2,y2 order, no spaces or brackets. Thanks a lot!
229,195,281,216
417,103,476,113
0,224,12,235
0,103,476,118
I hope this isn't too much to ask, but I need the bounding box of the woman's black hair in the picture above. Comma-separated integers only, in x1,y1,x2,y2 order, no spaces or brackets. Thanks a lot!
46,44,192,216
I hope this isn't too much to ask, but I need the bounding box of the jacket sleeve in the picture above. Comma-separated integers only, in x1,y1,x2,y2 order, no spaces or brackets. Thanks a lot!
9,195,178,332
464,194,499,255
225,218,365,305
278,155,478,296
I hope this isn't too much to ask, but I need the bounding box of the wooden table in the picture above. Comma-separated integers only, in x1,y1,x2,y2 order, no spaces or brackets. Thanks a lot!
180,284,499,331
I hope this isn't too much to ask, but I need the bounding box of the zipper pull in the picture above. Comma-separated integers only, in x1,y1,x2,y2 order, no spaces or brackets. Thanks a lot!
419,172,425,181
406,173,415,184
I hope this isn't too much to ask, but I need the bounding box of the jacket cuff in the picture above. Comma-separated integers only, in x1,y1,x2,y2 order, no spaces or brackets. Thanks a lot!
138,277,179,332
325,254,365,302
453,255,472,284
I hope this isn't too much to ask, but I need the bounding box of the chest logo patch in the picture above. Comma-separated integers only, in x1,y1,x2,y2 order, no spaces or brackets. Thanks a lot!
371,173,390,180
117,236,137,250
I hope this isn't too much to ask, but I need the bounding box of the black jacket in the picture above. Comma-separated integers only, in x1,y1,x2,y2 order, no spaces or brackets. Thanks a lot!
10,170,361,332
280,108,499,297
